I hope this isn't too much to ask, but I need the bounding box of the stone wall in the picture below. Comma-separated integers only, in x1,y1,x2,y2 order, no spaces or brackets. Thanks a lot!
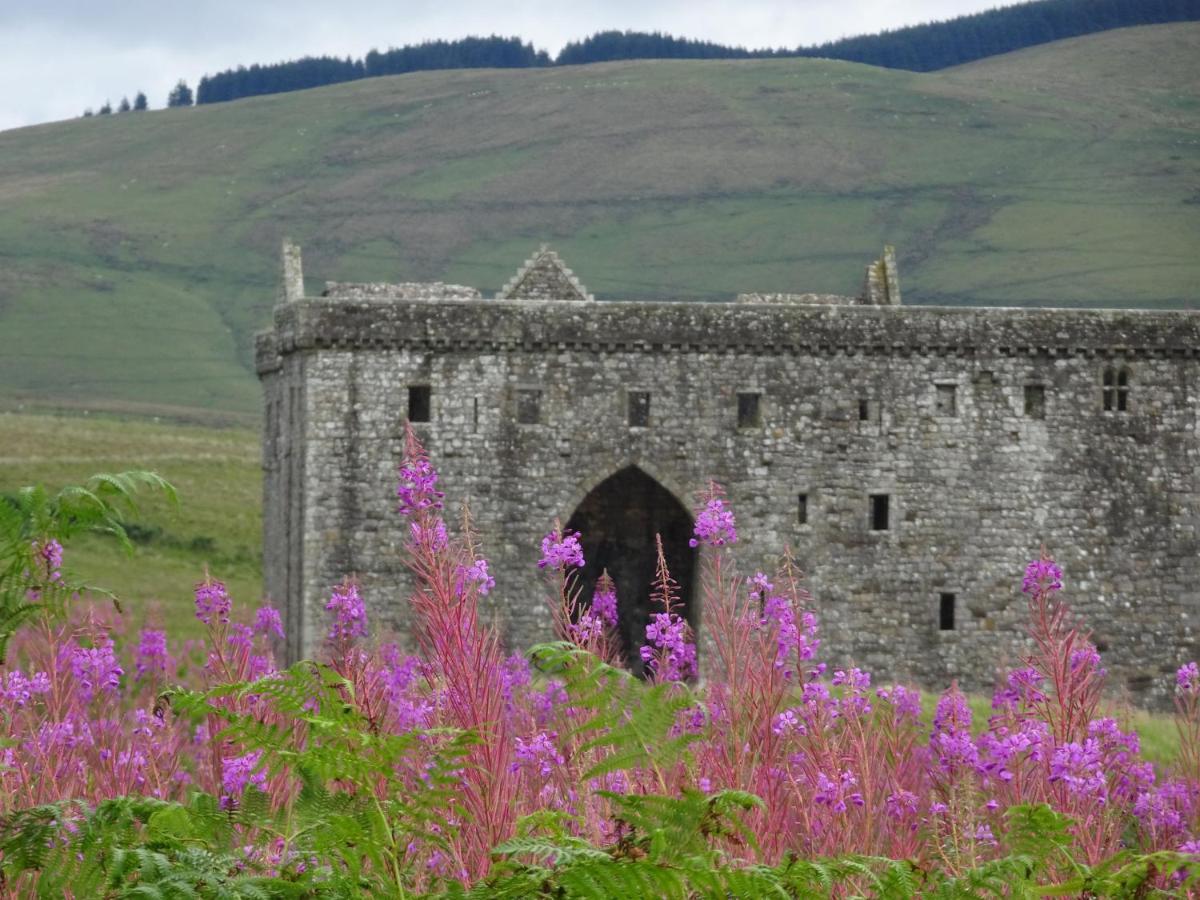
258,260,1200,707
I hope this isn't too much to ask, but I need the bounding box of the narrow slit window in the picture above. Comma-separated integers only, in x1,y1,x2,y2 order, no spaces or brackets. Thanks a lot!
408,385,431,423
935,384,957,416
1024,384,1045,419
1102,368,1115,411
939,593,956,631
858,399,870,421
737,392,762,429
869,494,890,531
797,493,808,525
1116,368,1129,412
472,397,479,432
628,391,651,427
516,389,542,425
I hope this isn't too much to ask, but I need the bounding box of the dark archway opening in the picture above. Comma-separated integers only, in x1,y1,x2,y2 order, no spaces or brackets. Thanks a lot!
565,466,696,675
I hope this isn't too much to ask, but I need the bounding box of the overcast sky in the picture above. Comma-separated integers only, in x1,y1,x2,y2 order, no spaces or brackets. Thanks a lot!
1,0,1005,133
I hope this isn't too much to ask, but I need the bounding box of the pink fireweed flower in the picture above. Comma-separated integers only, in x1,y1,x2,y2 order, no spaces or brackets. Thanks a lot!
227,623,255,652
569,610,606,644
538,529,584,570
974,824,997,846
410,519,449,551
931,685,978,773
253,606,284,640
512,731,565,778
195,576,231,626
396,456,444,516
1049,739,1107,801
591,579,618,629
886,790,919,822
221,750,268,809
31,538,64,583
455,558,495,596
876,685,922,722
135,629,170,680
993,665,1047,711
1071,643,1105,676
772,707,806,736
70,639,123,701
640,611,697,682
1177,662,1200,695
2,669,51,707
1022,558,1063,595
814,770,864,814
689,497,737,548
325,580,367,641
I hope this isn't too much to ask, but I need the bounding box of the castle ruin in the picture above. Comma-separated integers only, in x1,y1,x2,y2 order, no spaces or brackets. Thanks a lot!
256,242,1200,705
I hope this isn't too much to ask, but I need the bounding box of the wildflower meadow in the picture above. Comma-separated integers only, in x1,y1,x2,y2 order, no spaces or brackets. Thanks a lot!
0,429,1198,897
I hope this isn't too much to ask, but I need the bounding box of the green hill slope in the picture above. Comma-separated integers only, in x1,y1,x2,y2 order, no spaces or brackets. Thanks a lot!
0,23,1197,419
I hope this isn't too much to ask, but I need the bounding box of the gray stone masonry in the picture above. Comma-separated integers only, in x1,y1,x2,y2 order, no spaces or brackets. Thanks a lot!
258,241,1200,708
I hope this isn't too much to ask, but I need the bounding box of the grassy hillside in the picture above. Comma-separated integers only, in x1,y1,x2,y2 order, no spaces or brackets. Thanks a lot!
0,413,261,640
0,24,1197,418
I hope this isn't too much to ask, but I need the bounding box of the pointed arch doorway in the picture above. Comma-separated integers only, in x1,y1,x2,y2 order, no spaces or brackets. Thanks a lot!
565,466,696,674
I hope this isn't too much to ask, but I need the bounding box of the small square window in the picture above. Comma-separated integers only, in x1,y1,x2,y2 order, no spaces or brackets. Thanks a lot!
869,494,890,531
797,493,808,525
939,593,956,631
408,385,431,422
628,391,650,427
858,398,880,423
737,392,762,428
516,389,542,425
935,384,957,416
1024,384,1045,419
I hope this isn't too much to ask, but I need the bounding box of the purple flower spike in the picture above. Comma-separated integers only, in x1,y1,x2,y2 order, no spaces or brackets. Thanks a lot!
1022,558,1063,596
1177,662,1200,695
135,629,169,680
325,580,368,642
221,750,268,808
538,529,584,570
253,606,285,639
591,583,618,629
32,538,64,583
397,456,445,517
690,497,737,548
195,577,231,626
70,639,124,701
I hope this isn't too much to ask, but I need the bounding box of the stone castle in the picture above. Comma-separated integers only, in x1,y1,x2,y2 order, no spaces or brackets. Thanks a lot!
256,241,1200,705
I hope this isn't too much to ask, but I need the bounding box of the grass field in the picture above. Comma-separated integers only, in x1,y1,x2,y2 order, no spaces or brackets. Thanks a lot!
0,411,261,641
0,24,1196,419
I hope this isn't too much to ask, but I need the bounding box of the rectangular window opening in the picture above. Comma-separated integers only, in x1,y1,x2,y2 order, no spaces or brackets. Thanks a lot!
1103,389,1114,411
408,385,431,423
869,494,890,531
1116,388,1128,412
472,397,479,432
516,389,542,425
858,399,870,421
628,391,651,427
939,593,956,631
935,384,957,416
797,493,808,525
1024,384,1045,419
737,392,762,429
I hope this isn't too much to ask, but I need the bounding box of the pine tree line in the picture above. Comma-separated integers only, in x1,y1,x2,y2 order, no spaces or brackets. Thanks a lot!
82,91,148,117
82,0,1200,116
